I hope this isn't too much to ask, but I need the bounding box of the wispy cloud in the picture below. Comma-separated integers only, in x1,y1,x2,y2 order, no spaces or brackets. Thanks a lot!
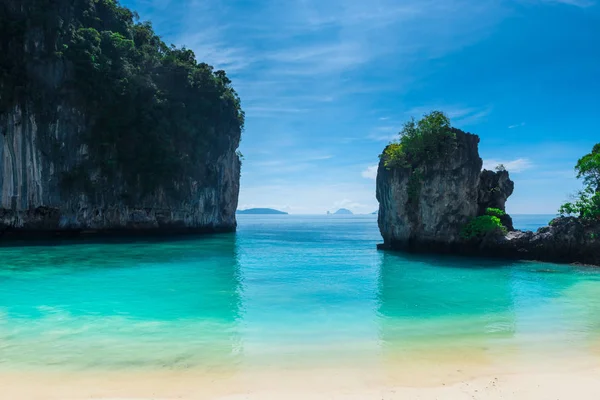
403,105,492,126
130,0,592,215
180,32,255,73
508,122,526,129
150,0,512,115
483,158,534,173
368,126,399,142
361,165,378,180
532,0,595,7
243,106,309,115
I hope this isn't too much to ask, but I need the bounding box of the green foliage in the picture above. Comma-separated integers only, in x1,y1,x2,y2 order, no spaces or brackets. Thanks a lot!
0,0,244,203
382,111,456,168
485,207,506,218
382,143,405,168
575,143,600,192
559,187,600,222
461,215,507,240
559,144,600,222
461,208,508,240
380,111,457,207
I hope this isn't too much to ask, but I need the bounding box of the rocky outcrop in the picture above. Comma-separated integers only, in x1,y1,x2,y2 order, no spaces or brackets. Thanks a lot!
376,129,513,252
478,169,514,230
0,105,240,237
481,217,600,265
376,129,600,265
0,0,241,238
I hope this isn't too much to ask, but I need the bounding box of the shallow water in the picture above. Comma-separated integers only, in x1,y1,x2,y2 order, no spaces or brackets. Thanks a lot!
0,214,599,372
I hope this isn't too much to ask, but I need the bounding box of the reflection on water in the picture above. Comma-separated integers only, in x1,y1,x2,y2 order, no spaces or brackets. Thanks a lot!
377,252,517,344
0,215,599,372
0,235,244,370
377,251,600,370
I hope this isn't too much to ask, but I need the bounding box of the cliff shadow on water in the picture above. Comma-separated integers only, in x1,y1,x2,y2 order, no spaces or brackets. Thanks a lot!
0,0,243,239
376,112,600,266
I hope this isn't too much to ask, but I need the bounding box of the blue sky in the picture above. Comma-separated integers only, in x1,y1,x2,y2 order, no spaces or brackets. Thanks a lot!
123,0,600,215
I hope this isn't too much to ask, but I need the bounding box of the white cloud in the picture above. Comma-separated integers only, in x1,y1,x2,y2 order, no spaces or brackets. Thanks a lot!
508,122,526,129
361,165,379,180
483,158,534,173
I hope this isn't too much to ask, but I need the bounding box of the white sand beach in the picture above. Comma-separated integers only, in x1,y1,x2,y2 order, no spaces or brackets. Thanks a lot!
3,358,600,400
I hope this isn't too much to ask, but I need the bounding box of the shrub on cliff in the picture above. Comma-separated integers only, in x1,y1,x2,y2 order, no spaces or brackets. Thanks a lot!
382,111,456,168
559,187,600,222
485,208,506,218
461,209,507,240
559,143,600,222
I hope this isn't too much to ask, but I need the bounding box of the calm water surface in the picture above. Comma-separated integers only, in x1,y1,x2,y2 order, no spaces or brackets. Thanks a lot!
0,214,599,371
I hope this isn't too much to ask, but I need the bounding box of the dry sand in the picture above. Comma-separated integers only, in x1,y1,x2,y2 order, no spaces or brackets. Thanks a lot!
2,359,600,400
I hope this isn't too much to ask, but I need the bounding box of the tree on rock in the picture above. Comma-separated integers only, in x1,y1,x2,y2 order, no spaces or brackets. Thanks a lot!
559,143,600,222
576,143,600,193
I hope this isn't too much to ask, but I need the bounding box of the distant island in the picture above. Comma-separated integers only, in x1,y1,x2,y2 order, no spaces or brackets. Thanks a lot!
333,208,353,215
237,208,288,215
371,211,378,215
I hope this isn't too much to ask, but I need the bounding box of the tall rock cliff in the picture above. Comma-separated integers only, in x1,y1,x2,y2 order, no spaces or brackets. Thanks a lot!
376,129,513,251
376,126,600,265
0,0,243,236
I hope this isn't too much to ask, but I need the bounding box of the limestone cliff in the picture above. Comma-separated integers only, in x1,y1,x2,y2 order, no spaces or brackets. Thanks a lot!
377,129,512,251
0,0,242,237
376,128,600,265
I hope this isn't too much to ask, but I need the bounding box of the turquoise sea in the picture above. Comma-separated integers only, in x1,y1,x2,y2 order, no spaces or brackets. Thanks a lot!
0,214,599,373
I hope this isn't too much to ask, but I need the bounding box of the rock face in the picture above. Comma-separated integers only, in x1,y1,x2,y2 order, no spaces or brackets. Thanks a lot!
478,169,515,230
0,110,240,235
481,217,600,265
376,129,600,265
0,1,241,237
377,129,512,251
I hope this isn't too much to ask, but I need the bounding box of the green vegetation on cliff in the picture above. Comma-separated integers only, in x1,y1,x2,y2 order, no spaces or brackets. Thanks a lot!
381,111,457,204
381,111,456,169
461,209,508,240
0,0,244,201
484,207,506,218
559,143,600,222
